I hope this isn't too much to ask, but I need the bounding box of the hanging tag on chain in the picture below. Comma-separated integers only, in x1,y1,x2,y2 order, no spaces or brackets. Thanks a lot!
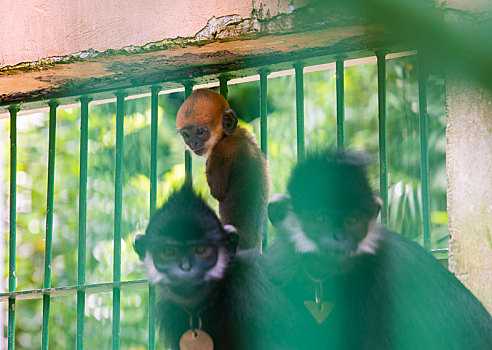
304,300,333,324
304,282,333,324
179,313,214,350
179,329,214,350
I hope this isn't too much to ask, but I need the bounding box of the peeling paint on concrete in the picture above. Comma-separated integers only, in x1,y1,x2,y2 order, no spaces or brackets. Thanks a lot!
0,2,367,75
1,1,400,109
195,15,260,41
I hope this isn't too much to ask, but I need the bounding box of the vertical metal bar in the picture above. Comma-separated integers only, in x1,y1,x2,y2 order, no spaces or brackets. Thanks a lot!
418,54,432,250
294,63,305,161
259,69,269,156
77,96,91,350
183,82,194,182
219,76,229,100
336,59,345,149
258,68,269,249
377,52,389,226
8,104,19,350
150,86,160,217
42,100,58,350
148,86,160,350
113,92,126,350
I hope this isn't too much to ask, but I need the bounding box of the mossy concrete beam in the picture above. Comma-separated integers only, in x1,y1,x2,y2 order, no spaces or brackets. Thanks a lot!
0,3,406,113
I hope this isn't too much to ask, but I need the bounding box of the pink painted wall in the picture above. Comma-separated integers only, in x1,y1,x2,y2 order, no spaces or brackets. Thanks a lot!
0,0,297,68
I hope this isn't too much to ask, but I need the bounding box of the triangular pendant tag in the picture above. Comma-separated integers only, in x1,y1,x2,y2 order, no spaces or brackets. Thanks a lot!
304,301,333,324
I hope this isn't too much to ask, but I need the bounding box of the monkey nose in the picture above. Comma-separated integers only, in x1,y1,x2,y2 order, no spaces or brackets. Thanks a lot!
179,260,192,271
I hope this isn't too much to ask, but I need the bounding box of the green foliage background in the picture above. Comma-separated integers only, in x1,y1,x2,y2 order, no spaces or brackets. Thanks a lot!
1,55,447,349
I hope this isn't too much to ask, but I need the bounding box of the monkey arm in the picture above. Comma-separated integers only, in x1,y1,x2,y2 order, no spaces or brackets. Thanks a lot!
206,135,240,201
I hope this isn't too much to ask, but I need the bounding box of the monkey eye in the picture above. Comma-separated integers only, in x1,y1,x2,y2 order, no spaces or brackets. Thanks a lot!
343,216,360,228
196,128,204,136
313,213,332,225
181,131,190,138
157,246,178,259
194,245,217,260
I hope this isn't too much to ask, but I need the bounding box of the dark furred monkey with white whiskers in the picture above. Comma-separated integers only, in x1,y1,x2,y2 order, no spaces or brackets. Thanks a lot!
134,185,293,350
176,89,269,250
265,149,492,350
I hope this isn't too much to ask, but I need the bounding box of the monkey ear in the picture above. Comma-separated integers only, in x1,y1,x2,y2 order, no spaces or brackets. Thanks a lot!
268,194,292,225
133,233,147,261
223,225,239,253
222,109,238,135
373,196,383,219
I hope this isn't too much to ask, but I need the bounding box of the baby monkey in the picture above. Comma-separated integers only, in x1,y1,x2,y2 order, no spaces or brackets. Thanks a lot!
176,89,268,249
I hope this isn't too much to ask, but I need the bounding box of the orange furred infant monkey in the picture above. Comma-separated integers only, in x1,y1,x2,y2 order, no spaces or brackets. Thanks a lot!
176,89,269,249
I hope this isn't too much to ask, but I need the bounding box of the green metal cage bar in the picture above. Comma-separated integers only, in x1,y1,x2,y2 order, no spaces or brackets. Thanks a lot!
377,52,389,226
336,59,345,149
8,104,19,350
259,69,269,157
258,69,269,249
148,85,161,350
219,76,229,100
294,64,305,161
77,96,91,350
42,100,58,350
183,82,194,182
113,91,126,350
418,54,432,250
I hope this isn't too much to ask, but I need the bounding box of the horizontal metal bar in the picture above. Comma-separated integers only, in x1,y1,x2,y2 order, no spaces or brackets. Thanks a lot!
430,248,449,254
0,280,149,302
431,248,449,261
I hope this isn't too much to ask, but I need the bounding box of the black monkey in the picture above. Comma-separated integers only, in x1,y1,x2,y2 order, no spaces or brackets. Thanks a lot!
134,185,292,350
265,149,492,350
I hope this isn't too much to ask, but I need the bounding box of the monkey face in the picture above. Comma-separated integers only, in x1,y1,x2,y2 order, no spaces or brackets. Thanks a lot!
176,89,238,157
178,122,223,157
297,208,372,258
148,239,221,291
270,149,382,274
179,124,212,156
134,185,239,306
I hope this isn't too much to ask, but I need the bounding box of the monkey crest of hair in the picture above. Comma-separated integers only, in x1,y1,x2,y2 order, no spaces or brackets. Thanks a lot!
176,89,229,129
288,149,377,218
145,184,223,242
